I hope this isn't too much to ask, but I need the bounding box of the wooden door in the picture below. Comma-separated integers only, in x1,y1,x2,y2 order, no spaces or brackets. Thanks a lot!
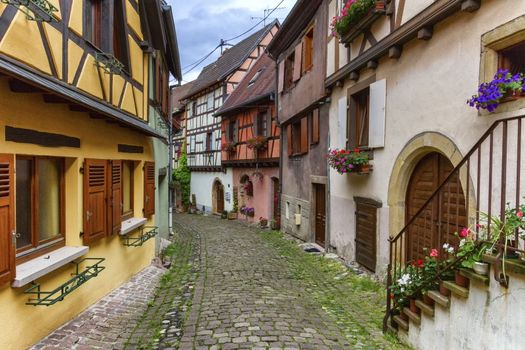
216,183,224,214
0,154,15,285
314,184,326,247
355,199,379,272
406,153,466,261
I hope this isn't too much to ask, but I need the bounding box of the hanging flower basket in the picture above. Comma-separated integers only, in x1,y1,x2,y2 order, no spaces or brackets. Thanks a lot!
330,0,387,44
327,148,372,175
467,69,524,112
246,136,269,152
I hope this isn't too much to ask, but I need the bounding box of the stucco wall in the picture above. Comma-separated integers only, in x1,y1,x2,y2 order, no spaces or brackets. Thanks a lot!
190,169,234,214
328,1,525,274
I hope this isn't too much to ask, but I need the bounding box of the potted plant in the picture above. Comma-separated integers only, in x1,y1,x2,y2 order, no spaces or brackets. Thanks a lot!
259,217,268,227
228,210,238,220
330,0,385,39
221,210,228,219
246,136,269,152
390,261,424,315
467,69,524,112
327,148,371,174
221,141,238,153
240,206,255,218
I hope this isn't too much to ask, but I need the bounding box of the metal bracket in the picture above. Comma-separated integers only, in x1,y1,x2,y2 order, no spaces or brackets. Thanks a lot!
122,226,158,247
1,0,58,22
95,52,125,75
24,258,105,306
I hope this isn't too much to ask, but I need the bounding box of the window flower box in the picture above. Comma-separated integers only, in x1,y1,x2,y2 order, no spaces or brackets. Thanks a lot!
246,136,269,152
467,69,524,112
331,0,387,46
221,141,238,153
327,148,372,175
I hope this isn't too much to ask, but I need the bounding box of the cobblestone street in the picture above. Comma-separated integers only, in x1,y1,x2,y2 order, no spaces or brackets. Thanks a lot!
33,214,406,349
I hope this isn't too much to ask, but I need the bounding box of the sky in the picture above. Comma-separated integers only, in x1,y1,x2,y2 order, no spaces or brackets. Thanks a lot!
166,0,298,84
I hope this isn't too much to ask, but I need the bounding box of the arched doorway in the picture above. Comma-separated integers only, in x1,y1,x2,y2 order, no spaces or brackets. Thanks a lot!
212,180,224,214
406,152,467,261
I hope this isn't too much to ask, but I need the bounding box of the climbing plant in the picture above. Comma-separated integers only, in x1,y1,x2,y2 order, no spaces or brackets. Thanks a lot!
173,144,191,207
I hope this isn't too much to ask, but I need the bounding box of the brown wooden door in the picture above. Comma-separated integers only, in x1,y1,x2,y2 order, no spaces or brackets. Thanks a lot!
314,184,326,247
406,153,466,261
355,199,379,272
216,183,224,214
0,154,15,286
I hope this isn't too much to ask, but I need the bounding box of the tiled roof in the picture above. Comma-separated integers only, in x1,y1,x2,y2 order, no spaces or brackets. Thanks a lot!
216,53,275,116
171,81,194,112
183,21,278,99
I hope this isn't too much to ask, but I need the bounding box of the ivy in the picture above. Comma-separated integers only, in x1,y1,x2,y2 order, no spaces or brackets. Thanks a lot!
173,145,191,207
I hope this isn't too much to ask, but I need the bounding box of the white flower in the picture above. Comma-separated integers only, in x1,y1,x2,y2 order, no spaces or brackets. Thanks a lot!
398,273,411,286
442,243,454,254
459,239,466,247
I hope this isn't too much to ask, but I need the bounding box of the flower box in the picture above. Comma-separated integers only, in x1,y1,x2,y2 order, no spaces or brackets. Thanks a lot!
331,0,387,46
467,69,524,112
246,136,269,152
221,141,238,153
327,148,372,175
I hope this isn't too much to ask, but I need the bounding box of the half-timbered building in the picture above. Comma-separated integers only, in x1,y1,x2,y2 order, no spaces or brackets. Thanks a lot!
0,1,179,348
325,0,525,348
182,22,278,215
216,53,280,225
267,0,330,248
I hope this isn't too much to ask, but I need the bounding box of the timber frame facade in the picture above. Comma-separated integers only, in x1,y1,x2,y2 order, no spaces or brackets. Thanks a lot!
0,1,180,348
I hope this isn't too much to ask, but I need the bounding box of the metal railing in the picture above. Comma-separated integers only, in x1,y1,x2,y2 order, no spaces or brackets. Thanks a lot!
384,115,525,329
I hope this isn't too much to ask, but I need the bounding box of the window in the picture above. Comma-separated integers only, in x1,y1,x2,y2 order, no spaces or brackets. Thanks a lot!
287,117,308,156
498,41,525,74
113,0,129,71
349,88,370,148
16,157,64,259
249,69,264,86
85,0,103,48
191,101,197,117
310,108,320,145
303,27,314,73
284,53,295,91
206,132,213,152
207,93,214,111
285,201,290,219
255,110,269,136
229,120,238,142
122,161,134,220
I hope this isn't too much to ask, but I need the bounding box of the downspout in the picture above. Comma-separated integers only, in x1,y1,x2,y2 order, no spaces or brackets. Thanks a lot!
168,85,174,236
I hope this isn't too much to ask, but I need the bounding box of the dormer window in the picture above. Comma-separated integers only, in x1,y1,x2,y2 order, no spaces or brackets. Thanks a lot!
249,69,264,86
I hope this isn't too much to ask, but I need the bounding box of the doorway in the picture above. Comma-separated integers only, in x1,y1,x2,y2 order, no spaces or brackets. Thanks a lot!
314,184,326,247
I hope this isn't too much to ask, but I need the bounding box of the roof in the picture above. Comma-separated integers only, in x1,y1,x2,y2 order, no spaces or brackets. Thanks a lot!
171,82,194,112
267,0,323,58
183,20,278,99
215,53,275,116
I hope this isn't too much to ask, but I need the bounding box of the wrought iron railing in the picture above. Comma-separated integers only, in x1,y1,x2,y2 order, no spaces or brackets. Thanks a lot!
122,226,158,247
384,115,525,330
25,258,105,306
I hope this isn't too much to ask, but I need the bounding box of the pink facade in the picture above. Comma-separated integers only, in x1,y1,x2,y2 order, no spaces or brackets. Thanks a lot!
233,167,279,225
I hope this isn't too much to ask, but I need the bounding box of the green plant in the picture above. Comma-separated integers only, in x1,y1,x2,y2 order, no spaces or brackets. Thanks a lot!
173,143,191,207
330,0,376,38
390,263,424,309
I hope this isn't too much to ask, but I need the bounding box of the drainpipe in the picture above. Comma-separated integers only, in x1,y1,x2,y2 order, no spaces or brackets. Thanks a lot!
168,85,174,237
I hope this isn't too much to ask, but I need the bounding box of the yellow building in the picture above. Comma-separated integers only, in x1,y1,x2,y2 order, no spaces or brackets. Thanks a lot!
0,1,180,348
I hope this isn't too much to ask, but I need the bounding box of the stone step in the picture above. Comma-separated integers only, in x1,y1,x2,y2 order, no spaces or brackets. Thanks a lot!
415,299,434,317
443,280,469,298
459,268,490,285
403,307,421,326
427,290,450,308
392,315,409,331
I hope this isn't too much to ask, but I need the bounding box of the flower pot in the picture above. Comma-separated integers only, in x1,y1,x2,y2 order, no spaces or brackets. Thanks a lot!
357,164,372,174
472,261,489,276
409,298,420,314
260,219,268,227
501,89,523,103
227,212,237,220
454,270,469,288
439,281,451,297
422,294,434,307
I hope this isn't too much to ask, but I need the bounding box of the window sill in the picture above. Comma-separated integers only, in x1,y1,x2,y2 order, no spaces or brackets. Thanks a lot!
120,217,148,236
12,246,89,288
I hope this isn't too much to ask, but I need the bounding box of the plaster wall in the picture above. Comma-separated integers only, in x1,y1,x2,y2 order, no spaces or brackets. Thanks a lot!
190,169,233,214
0,79,155,350
328,1,525,274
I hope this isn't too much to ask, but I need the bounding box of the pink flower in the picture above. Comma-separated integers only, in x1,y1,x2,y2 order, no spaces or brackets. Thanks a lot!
459,227,469,238
430,249,438,258
517,211,523,218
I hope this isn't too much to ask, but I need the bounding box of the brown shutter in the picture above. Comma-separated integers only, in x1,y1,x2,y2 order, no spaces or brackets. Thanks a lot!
110,160,122,235
311,108,320,145
278,60,285,93
83,159,108,245
144,161,155,218
300,117,308,154
287,125,293,156
293,43,303,82
0,154,15,286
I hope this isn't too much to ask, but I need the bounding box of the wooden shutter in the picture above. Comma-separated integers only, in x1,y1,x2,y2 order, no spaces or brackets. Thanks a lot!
293,43,303,82
278,60,285,93
300,117,308,154
355,198,380,272
144,161,155,218
311,108,320,145
0,154,15,286
287,125,293,156
83,159,108,245
110,160,122,235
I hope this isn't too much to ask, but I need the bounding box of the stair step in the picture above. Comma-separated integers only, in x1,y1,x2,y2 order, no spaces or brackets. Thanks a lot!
459,268,490,285
392,315,409,331
386,322,398,334
427,290,450,308
403,307,421,325
415,299,434,317
443,280,469,298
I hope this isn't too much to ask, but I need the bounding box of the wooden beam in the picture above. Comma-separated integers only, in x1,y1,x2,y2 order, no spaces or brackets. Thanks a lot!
69,104,91,112
42,94,70,104
367,60,378,70
417,26,433,40
5,126,80,148
8,79,44,93
118,144,144,153
461,0,480,12
388,45,403,59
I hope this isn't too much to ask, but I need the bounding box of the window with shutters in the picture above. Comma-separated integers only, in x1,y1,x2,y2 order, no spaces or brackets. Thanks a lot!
288,117,309,156
0,154,15,285
310,108,320,146
303,27,314,73
144,162,155,218
15,157,65,261
229,120,238,142
348,88,370,148
284,53,295,91
255,110,269,137
122,161,134,221
113,0,130,71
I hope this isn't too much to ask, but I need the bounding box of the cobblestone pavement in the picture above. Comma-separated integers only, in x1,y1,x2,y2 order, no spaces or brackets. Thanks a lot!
31,265,165,350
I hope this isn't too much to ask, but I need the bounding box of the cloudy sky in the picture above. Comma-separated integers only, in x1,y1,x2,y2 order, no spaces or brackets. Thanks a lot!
166,0,297,83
